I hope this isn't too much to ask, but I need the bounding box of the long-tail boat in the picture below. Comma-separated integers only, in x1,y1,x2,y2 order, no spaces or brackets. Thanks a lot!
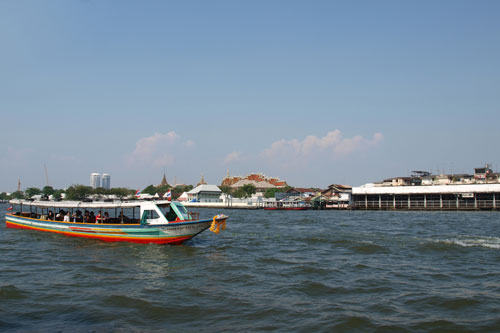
5,199,228,244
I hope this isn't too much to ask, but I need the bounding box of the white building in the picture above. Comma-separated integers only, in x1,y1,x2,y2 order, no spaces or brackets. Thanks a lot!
102,174,111,189
90,173,101,189
187,184,222,203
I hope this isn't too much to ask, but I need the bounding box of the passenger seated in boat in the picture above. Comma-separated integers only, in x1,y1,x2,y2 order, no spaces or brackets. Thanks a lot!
96,210,102,223
102,212,109,223
47,210,54,220
89,211,96,223
166,207,177,221
83,210,90,223
75,210,83,223
56,209,65,221
118,211,129,223
63,212,71,222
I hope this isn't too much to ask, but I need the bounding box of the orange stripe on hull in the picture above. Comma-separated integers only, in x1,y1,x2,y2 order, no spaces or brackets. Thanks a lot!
5,221,193,245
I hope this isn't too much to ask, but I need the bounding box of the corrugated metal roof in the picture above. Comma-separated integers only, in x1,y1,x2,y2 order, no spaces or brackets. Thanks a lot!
187,184,222,194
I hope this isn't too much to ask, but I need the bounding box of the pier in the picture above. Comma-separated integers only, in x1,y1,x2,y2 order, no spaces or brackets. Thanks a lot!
352,184,500,211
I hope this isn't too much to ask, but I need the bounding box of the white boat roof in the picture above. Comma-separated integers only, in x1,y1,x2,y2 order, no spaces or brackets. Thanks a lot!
9,199,171,209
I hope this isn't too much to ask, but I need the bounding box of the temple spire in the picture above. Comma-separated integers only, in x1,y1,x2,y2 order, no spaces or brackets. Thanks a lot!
160,172,169,187
196,174,207,187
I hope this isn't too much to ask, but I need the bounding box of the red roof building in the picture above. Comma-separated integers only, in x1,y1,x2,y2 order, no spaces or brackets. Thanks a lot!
221,173,288,190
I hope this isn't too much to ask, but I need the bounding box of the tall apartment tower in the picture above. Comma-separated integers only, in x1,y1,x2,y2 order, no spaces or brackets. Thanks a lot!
90,173,101,189
102,174,111,189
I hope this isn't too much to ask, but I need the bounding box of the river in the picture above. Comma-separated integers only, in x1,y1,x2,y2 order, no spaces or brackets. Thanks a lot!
1,203,499,331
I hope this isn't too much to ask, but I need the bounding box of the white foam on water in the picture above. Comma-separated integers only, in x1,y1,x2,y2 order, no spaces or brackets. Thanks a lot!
437,236,500,249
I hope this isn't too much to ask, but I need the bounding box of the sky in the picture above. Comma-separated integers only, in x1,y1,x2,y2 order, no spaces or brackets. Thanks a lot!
1,0,499,192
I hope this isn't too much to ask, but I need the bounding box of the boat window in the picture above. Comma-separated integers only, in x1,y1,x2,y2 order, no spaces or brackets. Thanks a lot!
171,202,189,220
144,210,160,219
161,202,189,221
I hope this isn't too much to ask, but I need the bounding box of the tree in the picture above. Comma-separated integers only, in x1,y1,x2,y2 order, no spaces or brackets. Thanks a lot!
232,188,246,198
170,185,193,200
220,185,232,196
10,191,25,199
231,184,257,199
0,192,9,200
264,188,281,199
94,187,108,196
241,184,257,198
53,190,63,200
266,186,293,198
142,185,157,195
25,187,41,198
111,188,135,199
152,184,170,198
65,185,93,200
42,186,55,196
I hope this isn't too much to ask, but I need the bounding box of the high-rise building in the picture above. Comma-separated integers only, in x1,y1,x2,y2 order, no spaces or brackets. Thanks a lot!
102,174,111,189
90,173,101,189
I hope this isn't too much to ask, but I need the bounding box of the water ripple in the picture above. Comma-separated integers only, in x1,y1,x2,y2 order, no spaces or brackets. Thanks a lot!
1,205,500,331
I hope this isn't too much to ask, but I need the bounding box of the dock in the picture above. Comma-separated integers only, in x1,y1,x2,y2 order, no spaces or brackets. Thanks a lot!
351,183,500,211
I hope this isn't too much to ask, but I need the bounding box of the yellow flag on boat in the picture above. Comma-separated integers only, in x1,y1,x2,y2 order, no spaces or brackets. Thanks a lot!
210,215,227,234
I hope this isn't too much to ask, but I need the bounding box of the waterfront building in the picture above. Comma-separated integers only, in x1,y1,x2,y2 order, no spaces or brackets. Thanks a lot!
90,173,101,189
308,185,352,210
278,188,317,201
177,192,189,202
187,184,222,203
221,172,288,192
474,164,495,181
352,183,500,210
351,165,500,211
102,174,111,189
321,184,352,202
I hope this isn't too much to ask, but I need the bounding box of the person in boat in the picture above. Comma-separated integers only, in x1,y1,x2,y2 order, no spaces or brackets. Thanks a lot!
118,211,129,223
56,209,65,221
96,210,103,224
89,211,96,223
103,212,109,223
166,207,177,221
63,211,71,222
75,210,83,223
47,210,54,220
83,210,90,223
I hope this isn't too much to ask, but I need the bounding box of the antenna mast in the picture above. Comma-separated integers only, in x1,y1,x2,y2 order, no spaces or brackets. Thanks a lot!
44,164,50,186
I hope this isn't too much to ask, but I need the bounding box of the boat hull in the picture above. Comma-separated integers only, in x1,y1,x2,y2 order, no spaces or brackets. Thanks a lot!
5,214,215,245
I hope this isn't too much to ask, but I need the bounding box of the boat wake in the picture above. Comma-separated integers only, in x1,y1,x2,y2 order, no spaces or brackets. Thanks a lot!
435,236,500,250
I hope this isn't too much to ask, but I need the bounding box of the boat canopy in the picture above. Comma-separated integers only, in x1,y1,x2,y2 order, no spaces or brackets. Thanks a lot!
9,199,171,210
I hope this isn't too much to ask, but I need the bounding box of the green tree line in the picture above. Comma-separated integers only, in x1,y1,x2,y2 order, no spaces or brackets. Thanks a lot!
1,184,196,201
0,183,295,201
1,185,136,201
141,184,194,199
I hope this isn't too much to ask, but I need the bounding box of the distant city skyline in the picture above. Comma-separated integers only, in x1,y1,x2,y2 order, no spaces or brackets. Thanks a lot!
90,173,101,189
1,1,499,192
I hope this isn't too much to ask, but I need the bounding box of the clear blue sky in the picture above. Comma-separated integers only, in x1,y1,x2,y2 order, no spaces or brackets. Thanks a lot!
1,0,499,191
